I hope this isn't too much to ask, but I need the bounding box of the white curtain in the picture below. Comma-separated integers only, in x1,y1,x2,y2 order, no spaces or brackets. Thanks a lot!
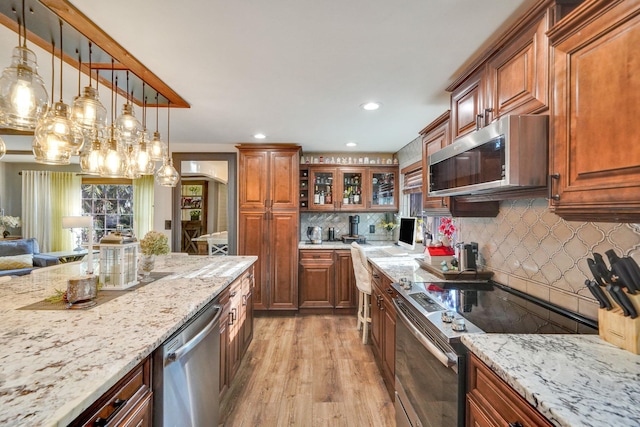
133,175,154,240
21,171,82,252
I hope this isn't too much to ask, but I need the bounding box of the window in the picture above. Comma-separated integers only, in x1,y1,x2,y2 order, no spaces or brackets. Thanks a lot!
82,183,134,242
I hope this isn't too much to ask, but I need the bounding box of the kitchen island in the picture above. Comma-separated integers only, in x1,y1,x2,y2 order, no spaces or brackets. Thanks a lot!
0,254,257,427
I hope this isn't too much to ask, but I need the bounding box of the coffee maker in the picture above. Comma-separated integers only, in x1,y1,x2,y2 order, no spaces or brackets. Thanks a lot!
341,215,366,243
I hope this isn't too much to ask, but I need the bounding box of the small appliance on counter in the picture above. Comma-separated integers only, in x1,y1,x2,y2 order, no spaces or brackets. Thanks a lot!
341,215,366,244
307,226,322,244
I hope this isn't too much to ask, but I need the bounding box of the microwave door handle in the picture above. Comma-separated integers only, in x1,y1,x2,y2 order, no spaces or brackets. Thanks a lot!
394,299,456,368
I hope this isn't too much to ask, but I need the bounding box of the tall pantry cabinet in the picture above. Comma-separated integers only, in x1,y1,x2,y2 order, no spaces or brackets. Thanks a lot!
237,144,300,311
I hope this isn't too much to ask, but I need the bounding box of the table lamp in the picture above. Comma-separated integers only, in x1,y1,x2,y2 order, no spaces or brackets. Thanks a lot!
62,215,94,274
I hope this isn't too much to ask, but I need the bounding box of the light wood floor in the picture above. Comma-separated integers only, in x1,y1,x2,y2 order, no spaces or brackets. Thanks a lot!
220,315,396,426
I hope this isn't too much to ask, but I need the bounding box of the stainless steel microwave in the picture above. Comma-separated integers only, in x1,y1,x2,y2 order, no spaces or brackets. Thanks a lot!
428,115,548,197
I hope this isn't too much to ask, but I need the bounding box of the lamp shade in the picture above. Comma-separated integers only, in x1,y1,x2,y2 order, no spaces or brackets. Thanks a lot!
62,215,93,229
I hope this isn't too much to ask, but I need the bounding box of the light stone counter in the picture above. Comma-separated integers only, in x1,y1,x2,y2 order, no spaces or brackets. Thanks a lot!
0,254,257,427
462,334,640,427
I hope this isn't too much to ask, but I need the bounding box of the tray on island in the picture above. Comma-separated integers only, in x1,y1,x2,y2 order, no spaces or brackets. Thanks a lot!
418,260,494,281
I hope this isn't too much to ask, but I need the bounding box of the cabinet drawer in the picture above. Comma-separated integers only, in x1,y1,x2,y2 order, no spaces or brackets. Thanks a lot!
70,358,151,427
300,250,334,260
467,354,552,427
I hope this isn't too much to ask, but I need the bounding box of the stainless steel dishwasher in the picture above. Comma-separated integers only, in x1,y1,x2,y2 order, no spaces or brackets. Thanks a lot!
153,302,223,427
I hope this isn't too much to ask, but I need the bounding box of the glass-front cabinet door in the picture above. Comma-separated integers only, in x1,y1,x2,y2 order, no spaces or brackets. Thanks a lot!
309,167,337,210
338,169,364,210
368,168,398,211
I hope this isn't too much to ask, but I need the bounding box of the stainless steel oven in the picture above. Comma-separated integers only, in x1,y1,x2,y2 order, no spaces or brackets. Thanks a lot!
394,297,466,427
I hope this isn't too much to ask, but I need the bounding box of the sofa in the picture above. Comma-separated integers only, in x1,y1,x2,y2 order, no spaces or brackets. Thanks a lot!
0,238,60,277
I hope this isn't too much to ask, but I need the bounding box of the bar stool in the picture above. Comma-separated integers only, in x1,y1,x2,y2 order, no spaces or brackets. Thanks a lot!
351,242,373,344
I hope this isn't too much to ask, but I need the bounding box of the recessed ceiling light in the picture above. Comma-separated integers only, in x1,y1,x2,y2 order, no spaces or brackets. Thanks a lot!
253,133,266,139
361,102,381,111
346,142,357,147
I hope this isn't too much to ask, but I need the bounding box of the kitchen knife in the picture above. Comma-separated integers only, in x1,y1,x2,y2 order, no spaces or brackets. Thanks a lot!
611,285,638,318
611,261,638,294
585,279,613,310
587,258,607,286
606,285,630,316
622,257,640,293
593,253,613,284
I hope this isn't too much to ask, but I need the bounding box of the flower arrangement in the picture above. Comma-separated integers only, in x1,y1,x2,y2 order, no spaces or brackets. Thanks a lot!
139,231,170,255
379,219,397,232
0,215,21,229
438,217,456,246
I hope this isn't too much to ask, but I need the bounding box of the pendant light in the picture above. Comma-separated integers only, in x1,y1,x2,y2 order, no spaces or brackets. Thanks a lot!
149,94,166,161
0,1,49,130
114,71,142,145
33,20,84,164
79,135,103,175
155,101,179,187
134,93,154,175
71,42,107,135
99,62,125,177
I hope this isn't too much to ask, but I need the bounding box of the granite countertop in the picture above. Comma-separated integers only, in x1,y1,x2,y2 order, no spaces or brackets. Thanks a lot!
462,334,640,427
0,254,257,427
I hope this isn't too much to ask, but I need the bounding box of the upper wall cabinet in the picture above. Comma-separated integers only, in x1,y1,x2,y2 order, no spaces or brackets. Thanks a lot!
547,0,640,221
448,2,554,140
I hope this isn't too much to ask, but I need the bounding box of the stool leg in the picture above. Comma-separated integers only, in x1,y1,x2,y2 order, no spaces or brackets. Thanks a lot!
362,293,370,345
357,290,364,330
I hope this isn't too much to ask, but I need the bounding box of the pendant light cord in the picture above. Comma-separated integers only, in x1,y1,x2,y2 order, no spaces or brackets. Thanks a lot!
21,0,27,48
76,49,81,96
167,101,171,152
58,20,63,103
50,40,55,105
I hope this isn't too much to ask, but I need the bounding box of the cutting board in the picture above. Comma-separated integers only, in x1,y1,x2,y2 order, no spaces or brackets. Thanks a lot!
418,260,494,281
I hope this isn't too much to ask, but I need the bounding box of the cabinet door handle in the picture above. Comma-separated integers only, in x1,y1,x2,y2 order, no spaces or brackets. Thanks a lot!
475,114,484,131
93,398,127,426
508,423,523,427
440,197,447,208
548,173,560,201
228,311,234,326
385,288,394,295
484,108,493,126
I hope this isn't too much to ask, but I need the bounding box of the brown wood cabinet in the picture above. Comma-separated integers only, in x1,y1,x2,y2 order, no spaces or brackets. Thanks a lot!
421,111,499,217
370,263,396,400
547,0,640,221
69,357,152,427
218,266,254,399
238,144,300,311
299,249,356,310
467,353,552,427
448,2,554,141
304,165,398,212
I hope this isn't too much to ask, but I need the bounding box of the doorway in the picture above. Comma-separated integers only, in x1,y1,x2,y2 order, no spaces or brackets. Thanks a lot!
171,153,237,255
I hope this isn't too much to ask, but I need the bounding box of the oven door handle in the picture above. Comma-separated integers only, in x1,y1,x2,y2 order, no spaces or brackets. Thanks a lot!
394,299,456,368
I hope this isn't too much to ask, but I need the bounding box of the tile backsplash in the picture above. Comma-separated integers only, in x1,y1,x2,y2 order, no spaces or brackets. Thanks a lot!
300,212,397,242
459,198,640,320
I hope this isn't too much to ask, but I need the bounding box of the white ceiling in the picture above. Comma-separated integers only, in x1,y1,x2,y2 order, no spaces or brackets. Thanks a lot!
1,0,537,156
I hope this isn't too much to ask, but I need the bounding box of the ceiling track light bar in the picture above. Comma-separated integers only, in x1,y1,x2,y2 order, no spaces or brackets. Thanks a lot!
0,0,189,110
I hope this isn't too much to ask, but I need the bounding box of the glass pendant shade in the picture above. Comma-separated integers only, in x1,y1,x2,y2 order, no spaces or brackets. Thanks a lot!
136,137,155,175
156,157,179,187
79,138,103,175
0,46,49,130
124,145,141,179
0,136,6,160
32,103,84,164
71,86,107,133
99,131,126,178
149,131,166,161
115,103,143,144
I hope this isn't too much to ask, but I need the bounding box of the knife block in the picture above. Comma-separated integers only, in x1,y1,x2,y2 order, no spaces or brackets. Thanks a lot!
598,293,640,354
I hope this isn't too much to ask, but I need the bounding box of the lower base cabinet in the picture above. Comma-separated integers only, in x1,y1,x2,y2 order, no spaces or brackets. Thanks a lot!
299,249,356,310
69,357,152,427
370,264,396,400
467,353,552,427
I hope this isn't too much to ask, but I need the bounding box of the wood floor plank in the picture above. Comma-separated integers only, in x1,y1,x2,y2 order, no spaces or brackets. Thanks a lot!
220,314,395,426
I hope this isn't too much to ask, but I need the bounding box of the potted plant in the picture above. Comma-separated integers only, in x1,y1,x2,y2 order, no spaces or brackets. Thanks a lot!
139,231,170,279
190,210,201,220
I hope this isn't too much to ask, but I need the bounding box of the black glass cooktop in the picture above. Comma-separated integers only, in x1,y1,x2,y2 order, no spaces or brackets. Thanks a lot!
413,281,598,334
